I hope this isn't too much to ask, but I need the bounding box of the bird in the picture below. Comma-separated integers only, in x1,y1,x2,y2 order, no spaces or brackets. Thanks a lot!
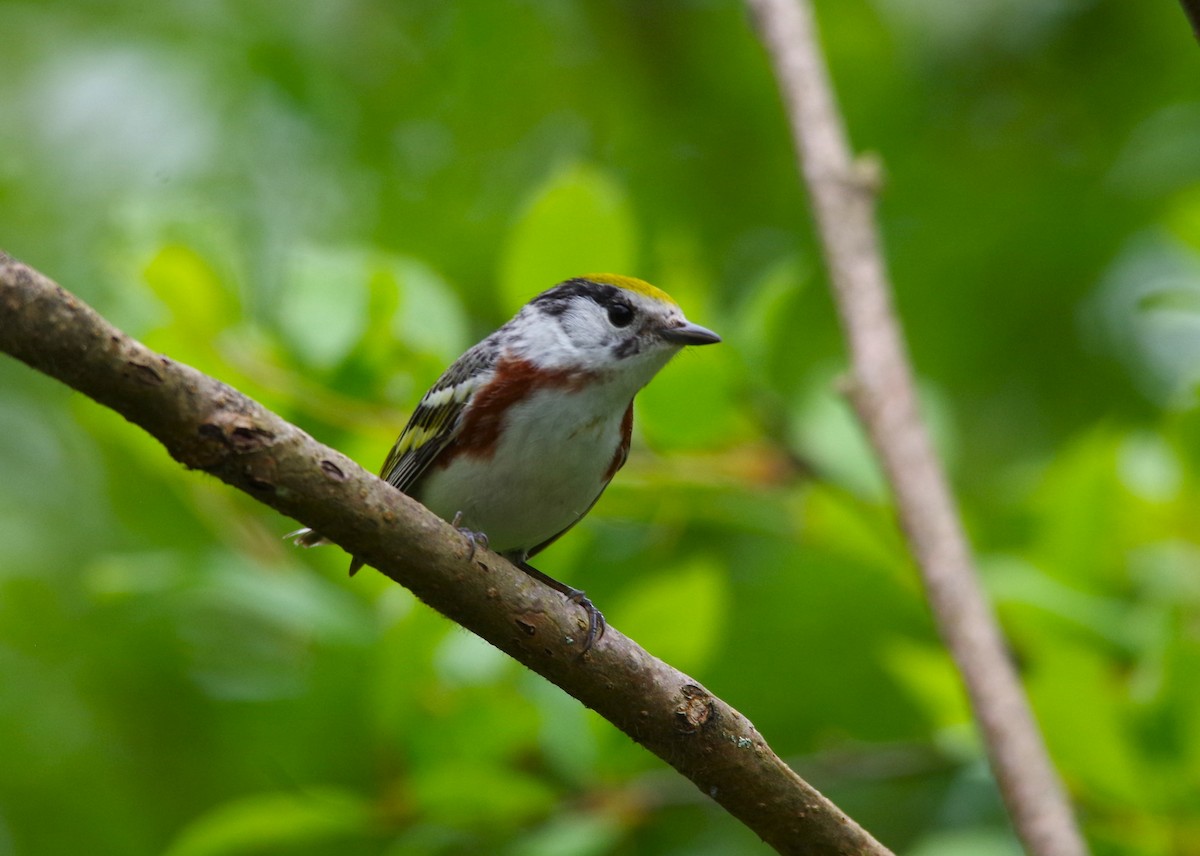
293,273,721,651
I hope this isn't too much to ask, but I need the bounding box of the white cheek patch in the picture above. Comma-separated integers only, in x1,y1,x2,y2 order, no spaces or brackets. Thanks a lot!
562,305,616,348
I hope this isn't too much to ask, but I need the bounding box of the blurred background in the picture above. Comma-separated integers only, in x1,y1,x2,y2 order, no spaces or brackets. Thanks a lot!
1,1,1198,854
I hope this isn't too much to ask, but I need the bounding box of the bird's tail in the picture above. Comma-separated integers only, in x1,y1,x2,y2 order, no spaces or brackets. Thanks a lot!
287,527,365,577
285,527,329,548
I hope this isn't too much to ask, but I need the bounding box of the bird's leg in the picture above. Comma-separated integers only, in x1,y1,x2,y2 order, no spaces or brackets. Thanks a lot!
451,511,489,562
514,559,606,653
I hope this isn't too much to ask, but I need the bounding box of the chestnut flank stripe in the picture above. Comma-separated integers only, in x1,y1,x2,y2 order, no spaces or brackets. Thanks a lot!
435,357,598,466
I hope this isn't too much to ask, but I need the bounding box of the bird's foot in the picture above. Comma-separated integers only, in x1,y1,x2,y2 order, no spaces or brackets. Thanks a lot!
451,511,489,561
515,559,606,654
563,586,606,653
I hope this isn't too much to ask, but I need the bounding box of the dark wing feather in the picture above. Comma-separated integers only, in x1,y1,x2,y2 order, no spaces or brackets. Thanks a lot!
379,342,498,494
347,340,498,576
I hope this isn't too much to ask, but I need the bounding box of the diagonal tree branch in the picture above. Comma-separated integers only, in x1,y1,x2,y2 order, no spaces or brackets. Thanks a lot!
0,251,893,856
743,1,1088,855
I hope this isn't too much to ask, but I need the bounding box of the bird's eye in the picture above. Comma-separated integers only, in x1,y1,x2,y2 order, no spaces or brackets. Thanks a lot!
607,302,634,328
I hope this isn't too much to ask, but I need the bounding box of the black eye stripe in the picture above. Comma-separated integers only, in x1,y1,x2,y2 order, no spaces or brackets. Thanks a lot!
533,279,640,323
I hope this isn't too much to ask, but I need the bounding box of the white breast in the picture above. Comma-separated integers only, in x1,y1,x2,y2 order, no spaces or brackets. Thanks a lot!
415,383,629,556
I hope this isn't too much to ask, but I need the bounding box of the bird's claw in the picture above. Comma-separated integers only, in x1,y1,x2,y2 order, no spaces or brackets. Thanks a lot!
513,559,607,655
563,586,606,653
451,511,488,561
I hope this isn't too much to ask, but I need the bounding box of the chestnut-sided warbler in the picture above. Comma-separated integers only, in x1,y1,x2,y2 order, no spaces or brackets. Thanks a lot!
294,273,720,651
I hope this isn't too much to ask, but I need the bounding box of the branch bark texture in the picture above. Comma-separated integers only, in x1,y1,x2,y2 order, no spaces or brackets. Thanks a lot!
0,251,893,856
743,2,1088,855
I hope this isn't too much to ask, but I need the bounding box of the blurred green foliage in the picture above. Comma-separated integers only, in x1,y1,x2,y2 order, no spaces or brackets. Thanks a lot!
1,1,1198,854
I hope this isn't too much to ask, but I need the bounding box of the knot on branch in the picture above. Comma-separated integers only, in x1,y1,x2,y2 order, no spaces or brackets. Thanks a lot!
319,459,347,480
197,413,275,454
675,684,715,734
125,359,165,386
191,406,280,493
850,153,885,195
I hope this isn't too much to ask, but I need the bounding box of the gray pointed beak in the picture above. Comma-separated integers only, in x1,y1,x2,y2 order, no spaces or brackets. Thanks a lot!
662,320,721,346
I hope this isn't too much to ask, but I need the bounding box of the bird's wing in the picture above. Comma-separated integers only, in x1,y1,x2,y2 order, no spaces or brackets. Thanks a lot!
348,343,497,577
379,343,497,494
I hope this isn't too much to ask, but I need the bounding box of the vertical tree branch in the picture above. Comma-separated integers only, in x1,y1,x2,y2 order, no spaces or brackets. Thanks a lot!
744,1,1088,855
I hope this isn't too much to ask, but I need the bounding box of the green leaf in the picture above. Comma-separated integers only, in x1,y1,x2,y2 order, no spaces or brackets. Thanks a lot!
882,639,971,730
984,554,1139,650
142,242,238,340
176,553,372,701
1117,431,1182,502
790,366,887,500
505,813,624,856
387,257,469,365
278,245,371,370
163,788,372,856
433,628,510,686
637,340,745,450
410,761,557,830
612,557,727,672
1024,428,1126,589
791,367,959,499
1136,288,1200,315
499,163,637,313
1026,643,1146,802
522,674,598,785
731,255,808,382
907,829,1022,856
1165,183,1200,253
